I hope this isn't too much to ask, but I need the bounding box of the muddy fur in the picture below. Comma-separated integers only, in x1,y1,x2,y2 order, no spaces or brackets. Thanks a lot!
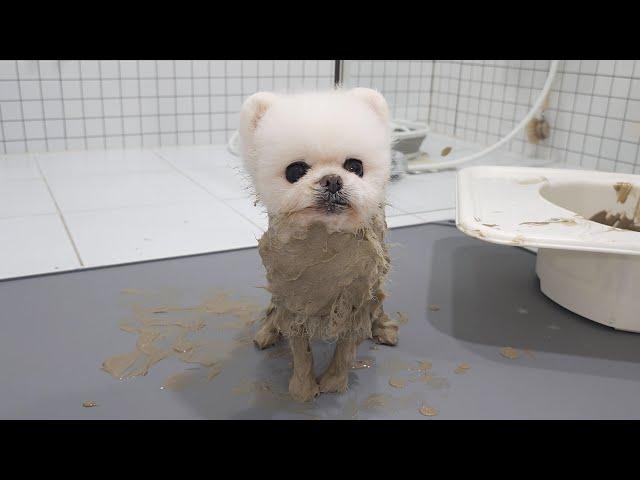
256,209,398,401
239,88,397,402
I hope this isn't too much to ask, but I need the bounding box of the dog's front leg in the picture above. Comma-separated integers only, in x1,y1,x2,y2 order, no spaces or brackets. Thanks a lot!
318,337,357,393
288,335,320,402
253,302,280,350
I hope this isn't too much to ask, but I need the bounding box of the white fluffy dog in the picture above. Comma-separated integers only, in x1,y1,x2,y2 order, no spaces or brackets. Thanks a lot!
239,88,399,402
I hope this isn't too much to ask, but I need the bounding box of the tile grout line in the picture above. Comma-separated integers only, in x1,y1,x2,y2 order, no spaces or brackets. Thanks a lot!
33,157,85,267
149,149,265,231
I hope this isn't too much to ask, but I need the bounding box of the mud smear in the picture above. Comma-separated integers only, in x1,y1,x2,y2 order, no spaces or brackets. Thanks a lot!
102,290,263,387
588,183,640,232
416,360,432,372
614,182,633,204
520,218,578,226
82,401,98,408
428,304,441,312
500,347,520,360
419,405,438,417
454,362,471,374
516,176,548,185
406,360,449,389
441,146,452,157
511,235,526,245
589,210,640,232
351,356,375,369
389,377,407,389
258,212,390,341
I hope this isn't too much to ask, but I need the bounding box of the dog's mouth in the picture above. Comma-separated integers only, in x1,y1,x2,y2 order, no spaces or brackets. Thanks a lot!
314,189,350,214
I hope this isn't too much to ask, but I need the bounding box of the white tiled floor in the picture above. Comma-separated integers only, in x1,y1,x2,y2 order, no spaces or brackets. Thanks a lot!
0,215,81,278
65,201,262,267
0,139,550,280
0,179,57,218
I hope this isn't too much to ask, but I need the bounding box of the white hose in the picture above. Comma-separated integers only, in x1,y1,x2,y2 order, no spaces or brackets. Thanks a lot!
407,60,560,173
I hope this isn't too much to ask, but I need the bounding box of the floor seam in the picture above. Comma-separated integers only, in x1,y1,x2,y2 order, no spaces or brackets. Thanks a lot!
34,157,85,267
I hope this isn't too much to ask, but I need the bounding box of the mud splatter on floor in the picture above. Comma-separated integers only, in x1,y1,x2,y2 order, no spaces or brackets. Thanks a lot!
454,362,471,374
415,360,432,372
351,357,375,369
389,377,406,389
362,393,391,409
500,347,520,360
103,290,264,388
104,290,475,419
82,401,98,408
419,405,438,417
428,304,441,312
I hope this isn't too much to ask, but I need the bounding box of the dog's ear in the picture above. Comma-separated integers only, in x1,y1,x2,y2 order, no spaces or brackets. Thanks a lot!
239,92,278,140
348,87,389,123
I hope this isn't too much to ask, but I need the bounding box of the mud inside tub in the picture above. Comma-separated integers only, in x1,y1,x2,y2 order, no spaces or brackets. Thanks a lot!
588,182,640,232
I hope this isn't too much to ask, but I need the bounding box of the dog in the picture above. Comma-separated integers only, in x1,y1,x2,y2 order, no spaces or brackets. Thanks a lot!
239,88,399,402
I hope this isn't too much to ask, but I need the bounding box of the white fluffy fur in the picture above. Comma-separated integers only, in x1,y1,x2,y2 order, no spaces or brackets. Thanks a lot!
239,88,391,232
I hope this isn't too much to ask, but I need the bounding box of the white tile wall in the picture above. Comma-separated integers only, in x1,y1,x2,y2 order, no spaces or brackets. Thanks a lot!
344,60,433,122
346,60,640,173
3,60,639,173
0,60,335,154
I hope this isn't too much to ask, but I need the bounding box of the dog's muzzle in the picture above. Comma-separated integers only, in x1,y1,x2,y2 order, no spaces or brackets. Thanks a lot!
315,175,349,213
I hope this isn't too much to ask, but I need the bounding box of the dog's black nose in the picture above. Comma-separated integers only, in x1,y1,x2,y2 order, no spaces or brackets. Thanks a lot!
319,174,343,194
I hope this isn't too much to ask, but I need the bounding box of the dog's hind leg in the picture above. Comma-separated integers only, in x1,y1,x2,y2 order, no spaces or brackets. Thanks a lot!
318,337,358,393
370,290,398,346
288,335,320,402
253,301,281,350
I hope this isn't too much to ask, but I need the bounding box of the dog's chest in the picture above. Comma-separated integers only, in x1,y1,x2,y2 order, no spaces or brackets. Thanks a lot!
258,217,388,318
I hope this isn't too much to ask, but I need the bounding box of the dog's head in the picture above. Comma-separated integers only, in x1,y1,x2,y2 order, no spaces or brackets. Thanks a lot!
239,88,391,231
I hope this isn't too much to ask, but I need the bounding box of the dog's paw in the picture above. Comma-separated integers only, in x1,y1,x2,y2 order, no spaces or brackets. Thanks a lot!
289,376,320,402
253,325,280,350
318,371,349,394
372,323,398,346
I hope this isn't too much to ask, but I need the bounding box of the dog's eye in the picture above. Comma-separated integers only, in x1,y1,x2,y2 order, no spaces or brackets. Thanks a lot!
343,158,363,177
285,161,310,183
